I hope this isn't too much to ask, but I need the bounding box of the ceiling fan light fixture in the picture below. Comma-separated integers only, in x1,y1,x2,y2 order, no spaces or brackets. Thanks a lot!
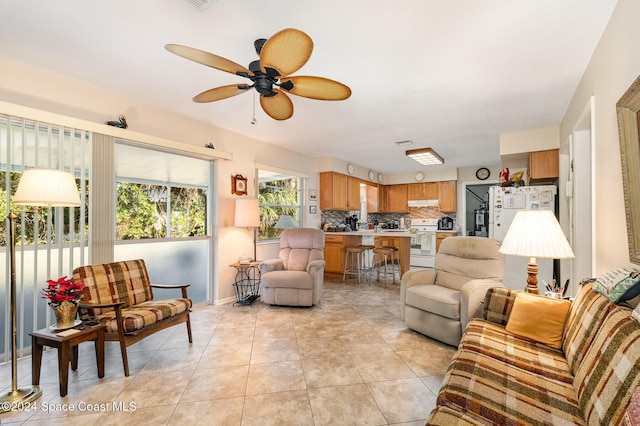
406,147,444,166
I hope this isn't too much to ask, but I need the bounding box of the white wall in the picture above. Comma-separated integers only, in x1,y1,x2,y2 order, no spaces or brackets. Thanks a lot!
0,60,320,303
559,0,640,273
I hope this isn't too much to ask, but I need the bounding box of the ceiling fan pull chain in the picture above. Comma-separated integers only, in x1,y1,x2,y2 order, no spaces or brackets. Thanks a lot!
251,90,257,125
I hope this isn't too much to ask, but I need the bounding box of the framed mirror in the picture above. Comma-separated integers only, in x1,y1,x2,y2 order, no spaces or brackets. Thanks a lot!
616,74,640,265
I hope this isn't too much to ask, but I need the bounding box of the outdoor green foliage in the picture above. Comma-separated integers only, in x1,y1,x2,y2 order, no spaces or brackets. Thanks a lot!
0,171,85,246
258,177,299,240
116,182,206,240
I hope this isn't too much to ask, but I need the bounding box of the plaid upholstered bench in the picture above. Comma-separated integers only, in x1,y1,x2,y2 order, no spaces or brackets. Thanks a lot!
426,281,640,425
73,259,192,376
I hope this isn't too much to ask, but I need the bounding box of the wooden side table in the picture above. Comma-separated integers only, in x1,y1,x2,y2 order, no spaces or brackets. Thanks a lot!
30,323,106,397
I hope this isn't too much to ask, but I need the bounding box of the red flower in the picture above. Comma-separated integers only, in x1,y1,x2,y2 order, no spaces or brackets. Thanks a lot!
42,276,85,308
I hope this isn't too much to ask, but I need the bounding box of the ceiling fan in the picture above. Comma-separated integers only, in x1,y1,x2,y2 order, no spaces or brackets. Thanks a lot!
165,28,351,121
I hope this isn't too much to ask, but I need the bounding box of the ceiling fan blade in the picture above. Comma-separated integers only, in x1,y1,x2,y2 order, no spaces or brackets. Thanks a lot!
260,89,293,120
281,76,352,100
165,44,253,77
260,29,313,77
193,84,251,103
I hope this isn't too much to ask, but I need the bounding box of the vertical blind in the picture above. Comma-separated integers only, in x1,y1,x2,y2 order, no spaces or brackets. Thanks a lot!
0,114,91,361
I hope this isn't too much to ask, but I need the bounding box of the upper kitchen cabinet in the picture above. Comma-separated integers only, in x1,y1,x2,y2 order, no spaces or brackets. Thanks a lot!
366,184,379,213
346,176,362,211
320,172,348,210
386,184,409,212
438,181,457,212
320,172,373,211
408,182,438,200
528,149,559,185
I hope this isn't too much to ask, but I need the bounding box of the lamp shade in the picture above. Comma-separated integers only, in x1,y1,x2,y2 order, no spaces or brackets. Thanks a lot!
13,169,81,207
234,198,260,228
499,210,574,259
274,215,297,229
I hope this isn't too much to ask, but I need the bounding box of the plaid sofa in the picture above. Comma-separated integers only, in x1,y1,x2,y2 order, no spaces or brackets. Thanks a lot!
74,259,192,376
426,282,640,425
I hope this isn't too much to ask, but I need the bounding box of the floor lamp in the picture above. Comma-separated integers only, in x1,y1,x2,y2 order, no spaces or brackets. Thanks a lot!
499,209,574,294
234,198,260,261
1,169,81,410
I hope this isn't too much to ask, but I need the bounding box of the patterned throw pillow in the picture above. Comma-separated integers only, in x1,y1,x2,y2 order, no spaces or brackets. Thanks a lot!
593,267,640,302
634,304,640,324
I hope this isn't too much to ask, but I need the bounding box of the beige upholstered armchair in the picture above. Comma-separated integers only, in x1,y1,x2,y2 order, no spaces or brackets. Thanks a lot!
400,236,504,346
259,228,325,306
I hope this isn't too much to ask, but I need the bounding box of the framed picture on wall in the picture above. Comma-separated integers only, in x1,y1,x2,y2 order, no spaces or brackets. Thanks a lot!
309,205,317,214
308,189,318,201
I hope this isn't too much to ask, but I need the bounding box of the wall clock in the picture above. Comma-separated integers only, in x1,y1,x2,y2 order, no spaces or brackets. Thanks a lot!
231,174,247,195
368,170,375,181
475,167,490,180
377,173,383,183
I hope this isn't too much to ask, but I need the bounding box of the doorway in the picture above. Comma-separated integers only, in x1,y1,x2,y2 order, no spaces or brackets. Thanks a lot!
560,97,594,295
462,181,497,237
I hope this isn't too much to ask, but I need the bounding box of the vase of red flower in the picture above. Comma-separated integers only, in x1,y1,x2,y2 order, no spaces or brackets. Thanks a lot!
42,276,85,329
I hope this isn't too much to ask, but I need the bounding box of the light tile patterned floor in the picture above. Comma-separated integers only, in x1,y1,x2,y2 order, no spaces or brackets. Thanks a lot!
0,277,456,425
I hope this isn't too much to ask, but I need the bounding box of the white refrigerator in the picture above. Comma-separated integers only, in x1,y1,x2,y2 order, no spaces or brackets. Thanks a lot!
488,185,557,291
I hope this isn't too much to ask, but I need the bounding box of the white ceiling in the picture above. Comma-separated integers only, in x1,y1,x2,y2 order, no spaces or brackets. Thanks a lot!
0,0,617,174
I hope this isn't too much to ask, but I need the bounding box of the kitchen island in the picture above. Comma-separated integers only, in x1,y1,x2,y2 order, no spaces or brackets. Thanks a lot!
323,230,413,279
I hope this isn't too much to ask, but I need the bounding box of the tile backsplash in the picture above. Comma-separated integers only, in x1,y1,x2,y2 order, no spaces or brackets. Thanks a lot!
320,207,455,228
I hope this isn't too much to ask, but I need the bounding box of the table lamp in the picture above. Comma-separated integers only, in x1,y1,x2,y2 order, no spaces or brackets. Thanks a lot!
234,198,260,261
1,169,81,410
499,209,574,294
274,215,296,229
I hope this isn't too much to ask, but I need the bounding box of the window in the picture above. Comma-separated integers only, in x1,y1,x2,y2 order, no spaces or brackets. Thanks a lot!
258,168,303,240
115,144,208,240
115,182,206,239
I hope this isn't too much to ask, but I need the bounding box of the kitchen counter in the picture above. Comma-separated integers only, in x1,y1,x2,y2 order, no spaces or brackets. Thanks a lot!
323,231,412,279
435,229,460,233
325,230,415,237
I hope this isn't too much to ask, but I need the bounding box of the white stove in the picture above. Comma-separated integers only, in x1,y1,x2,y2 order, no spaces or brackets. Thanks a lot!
409,218,439,269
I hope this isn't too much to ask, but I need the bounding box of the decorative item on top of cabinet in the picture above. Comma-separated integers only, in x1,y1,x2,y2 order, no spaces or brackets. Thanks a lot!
528,149,559,185
438,181,457,212
231,174,247,195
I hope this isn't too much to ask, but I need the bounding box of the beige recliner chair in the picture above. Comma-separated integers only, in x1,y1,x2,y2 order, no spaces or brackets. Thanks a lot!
260,228,325,306
400,236,504,346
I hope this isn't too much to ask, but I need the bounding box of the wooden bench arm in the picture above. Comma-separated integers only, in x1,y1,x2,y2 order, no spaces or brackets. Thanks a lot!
151,283,190,298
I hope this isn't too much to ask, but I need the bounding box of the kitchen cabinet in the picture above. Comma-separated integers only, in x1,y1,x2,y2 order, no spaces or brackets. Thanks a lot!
366,184,379,213
408,182,438,200
346,177,362,211
319,172,370,211
436,231,460,252
320,172,348,210
438,181,457,212
324,234,361,277
385,184,409,212
529,149,559,184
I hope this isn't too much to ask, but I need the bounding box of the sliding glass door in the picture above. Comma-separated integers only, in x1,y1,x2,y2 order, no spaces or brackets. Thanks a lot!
113,142,213,304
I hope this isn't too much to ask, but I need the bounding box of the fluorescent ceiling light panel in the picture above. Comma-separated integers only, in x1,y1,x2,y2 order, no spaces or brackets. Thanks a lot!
406,147,444,166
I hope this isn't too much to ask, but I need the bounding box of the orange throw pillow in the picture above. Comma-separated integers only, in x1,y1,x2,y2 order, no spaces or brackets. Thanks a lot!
505,292,571,349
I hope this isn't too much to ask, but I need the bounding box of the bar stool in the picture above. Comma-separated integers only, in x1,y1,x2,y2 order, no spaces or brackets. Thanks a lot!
343,246,365,283
359,244,375,284
373,245,401,287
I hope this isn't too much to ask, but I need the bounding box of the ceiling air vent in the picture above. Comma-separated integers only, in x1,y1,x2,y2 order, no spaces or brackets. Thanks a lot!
183,0,217,11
